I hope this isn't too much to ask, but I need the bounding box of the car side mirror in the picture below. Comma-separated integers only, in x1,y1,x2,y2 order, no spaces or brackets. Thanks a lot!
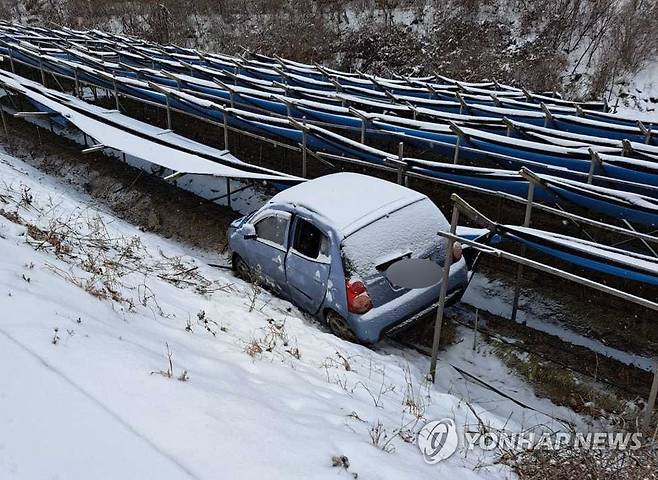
241,223,257,240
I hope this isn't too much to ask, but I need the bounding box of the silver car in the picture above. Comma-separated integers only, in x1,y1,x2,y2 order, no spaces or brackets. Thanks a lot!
228,173,468,343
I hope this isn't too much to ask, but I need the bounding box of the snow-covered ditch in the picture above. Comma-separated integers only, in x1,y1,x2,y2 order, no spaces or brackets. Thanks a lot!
0,149,583,479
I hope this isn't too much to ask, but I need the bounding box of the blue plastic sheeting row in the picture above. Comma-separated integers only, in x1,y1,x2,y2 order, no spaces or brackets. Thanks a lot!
3,39,658,229
500,225,658,286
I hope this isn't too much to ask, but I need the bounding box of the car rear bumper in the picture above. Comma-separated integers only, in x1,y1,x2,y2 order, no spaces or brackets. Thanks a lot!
347,259,468,343
383,286,464,338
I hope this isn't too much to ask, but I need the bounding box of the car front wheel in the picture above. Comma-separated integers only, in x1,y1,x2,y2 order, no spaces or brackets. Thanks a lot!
232,254,252,280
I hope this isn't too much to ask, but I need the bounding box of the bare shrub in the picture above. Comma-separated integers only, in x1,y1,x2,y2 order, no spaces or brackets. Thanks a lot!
5,0,656,99
369,420,396,453
151,342,188,381
503,440,658,480
589,0,658,98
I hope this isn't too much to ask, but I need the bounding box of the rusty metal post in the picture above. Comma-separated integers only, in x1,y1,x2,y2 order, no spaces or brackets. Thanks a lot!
429,204,460,382
301,129,308,178
644,360,658,428
223,113,229,150
511,182,535,323
397,142,405,184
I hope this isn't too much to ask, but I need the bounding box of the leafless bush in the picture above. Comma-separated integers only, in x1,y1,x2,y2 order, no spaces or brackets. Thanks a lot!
321,351,355,372
244,337,263,357
243,318,300,360
401,363,430,420
589,0,658,98
151,342,189,381
369,419,396,453
151,341,174,378
5,0,655,99
503,439,658,480
195,309,227,336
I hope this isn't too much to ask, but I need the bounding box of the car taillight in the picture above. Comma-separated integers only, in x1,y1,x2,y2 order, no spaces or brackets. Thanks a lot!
452,242,463,261
346,279,373,314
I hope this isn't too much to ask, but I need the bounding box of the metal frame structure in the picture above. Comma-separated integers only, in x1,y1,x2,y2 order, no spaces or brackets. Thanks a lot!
429,193,658,427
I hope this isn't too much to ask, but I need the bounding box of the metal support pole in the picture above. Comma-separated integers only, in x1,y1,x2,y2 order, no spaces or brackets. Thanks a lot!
74,68,80,98
165,94,172,130
39,58,46,86
361,119,366,144
638,121,652,145
397,142,405,184
541,103,553,128
511,182,535,323
429,205,460,382
8,49,15,73
587,149,600,184
301,130,308,178
453,136,461,164
472,309,479,351
113,78,120,111
448,122,465,165
223,113,229,150
226,178,232,209
0,102,8,137
644,360,658,428
456,92,468,115
622,139,633,157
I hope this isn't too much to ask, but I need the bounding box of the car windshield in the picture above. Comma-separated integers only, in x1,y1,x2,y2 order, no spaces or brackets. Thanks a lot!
341,199,449,278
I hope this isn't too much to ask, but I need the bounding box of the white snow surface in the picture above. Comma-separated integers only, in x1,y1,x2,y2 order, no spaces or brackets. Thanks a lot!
0,150,584,479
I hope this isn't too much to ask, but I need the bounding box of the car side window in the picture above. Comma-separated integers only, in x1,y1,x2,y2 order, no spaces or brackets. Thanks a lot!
292,218,329,261
255,214,289,248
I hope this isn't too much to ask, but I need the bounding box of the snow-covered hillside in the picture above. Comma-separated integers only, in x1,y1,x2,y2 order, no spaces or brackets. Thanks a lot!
3,0,656,102
0,149,581,479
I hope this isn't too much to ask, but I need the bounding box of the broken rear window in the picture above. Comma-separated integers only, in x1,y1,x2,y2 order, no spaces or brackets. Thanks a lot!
341,199,448,277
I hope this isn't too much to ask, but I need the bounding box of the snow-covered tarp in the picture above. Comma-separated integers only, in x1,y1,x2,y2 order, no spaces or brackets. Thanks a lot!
0,70,301,182
500,225,658,286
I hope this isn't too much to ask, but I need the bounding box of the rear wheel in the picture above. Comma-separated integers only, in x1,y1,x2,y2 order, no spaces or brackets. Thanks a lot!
326,311,359,343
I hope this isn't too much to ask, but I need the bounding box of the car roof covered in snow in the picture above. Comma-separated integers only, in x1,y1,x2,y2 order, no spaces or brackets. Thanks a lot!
268,173,427,236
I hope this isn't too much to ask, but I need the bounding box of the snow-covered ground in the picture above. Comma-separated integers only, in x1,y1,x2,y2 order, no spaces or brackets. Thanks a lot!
612,60,658,123
0,149,585,479
463,275,656,372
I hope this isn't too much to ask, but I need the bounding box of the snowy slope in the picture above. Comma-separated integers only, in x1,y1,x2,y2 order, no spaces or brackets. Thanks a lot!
613,60,658,123
0,149,581,479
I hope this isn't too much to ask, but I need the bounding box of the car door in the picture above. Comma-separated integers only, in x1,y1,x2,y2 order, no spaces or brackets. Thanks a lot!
247,210,291,293
285,217,332,314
